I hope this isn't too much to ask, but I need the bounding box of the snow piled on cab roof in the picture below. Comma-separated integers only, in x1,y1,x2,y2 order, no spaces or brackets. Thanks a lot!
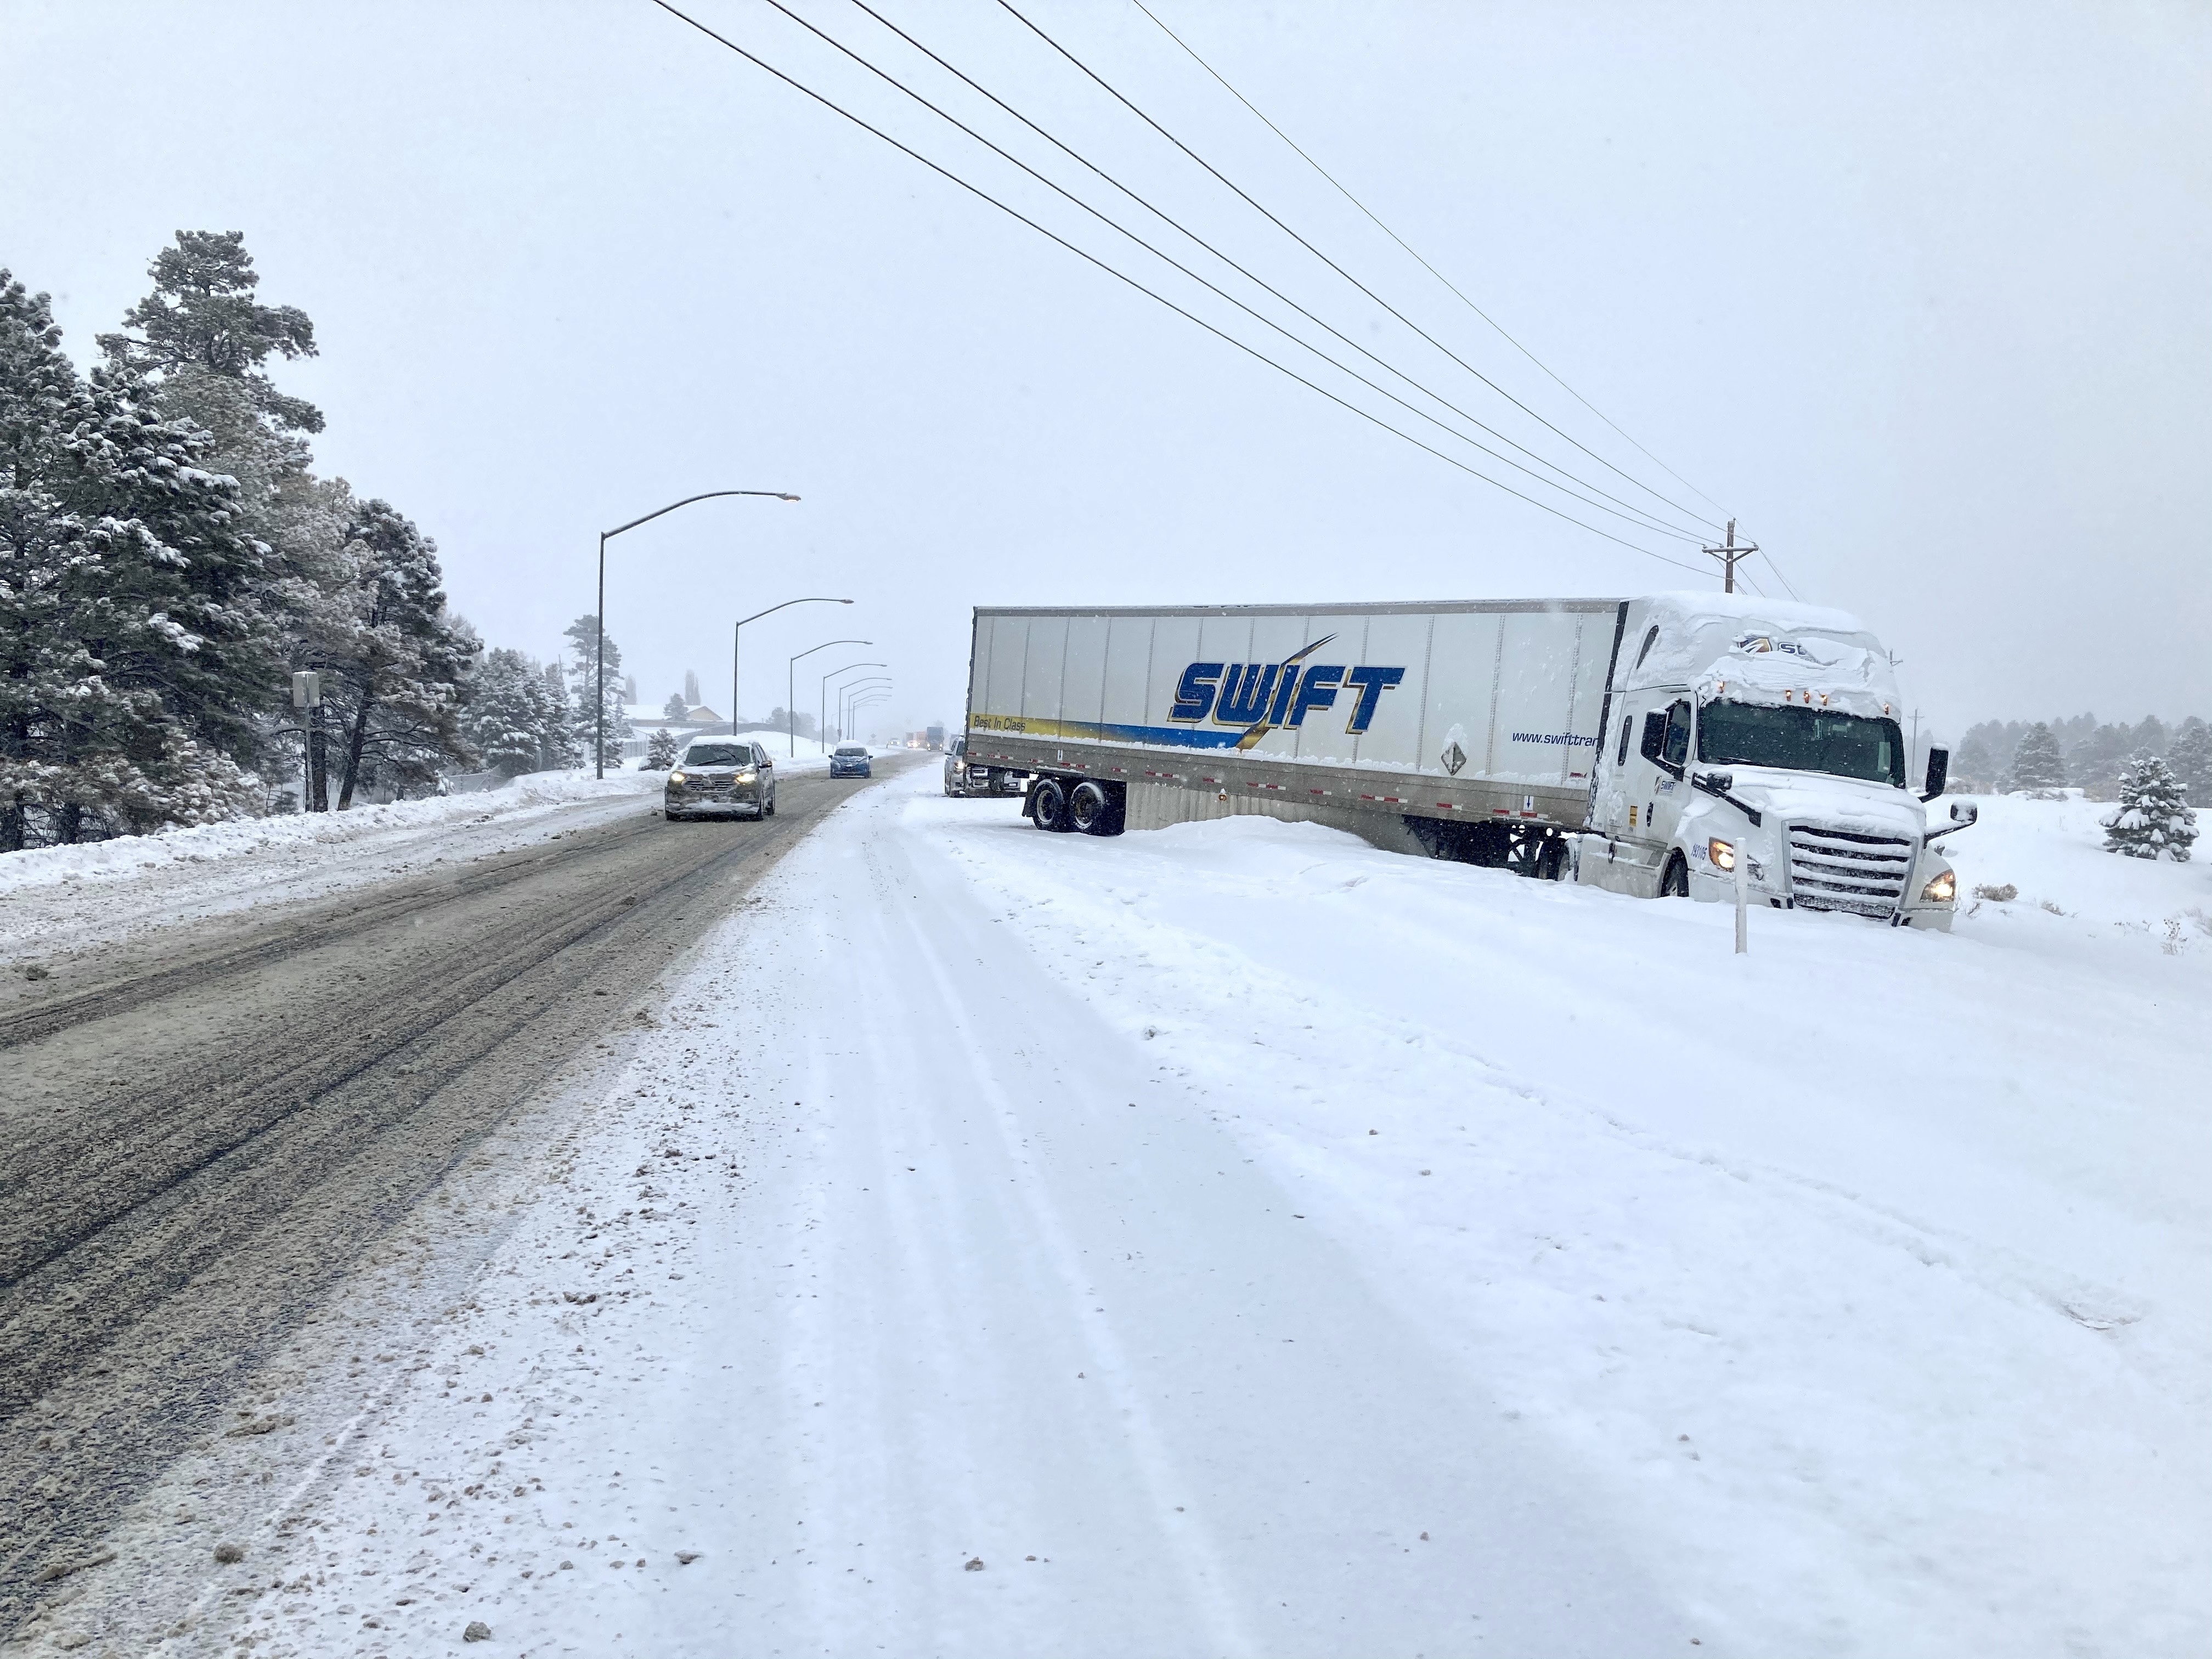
1637,589,1872,634
1626,591,1897,709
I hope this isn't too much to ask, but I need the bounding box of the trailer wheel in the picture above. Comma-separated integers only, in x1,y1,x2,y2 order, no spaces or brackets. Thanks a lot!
1030,777,1074,833
1069,780,1121,836
1660,851,1689,898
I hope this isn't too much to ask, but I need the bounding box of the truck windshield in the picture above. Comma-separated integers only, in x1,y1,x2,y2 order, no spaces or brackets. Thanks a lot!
1698,701,1904,787
683,744,749,766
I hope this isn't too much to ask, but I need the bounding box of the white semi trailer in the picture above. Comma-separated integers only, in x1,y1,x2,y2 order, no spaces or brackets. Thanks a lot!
962,594,1975,929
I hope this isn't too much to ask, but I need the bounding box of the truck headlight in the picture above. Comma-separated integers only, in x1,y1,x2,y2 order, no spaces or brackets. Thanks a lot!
668,770,686,785
1922,869,1956,904
1707,837,1735,871
737,769,757,783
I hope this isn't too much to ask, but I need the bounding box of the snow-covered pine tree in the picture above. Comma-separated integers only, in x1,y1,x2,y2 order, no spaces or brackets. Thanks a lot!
311,499,476,806
104,231,348,809
73,361,282,770
1953,724,2004,793
2171,718,2211,806
2009,723,2068,795
645,727,678,769
564,614,630,769
2101,751,2197,861
0,271,266,847
662,692,689,720
461,648,556,776
98,230,323,438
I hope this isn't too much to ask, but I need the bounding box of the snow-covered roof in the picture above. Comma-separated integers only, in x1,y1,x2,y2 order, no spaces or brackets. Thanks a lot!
1623,592,1900,718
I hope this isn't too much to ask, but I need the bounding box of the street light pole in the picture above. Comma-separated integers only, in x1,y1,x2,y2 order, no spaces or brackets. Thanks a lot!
734,597,851,738
848,692,890,746
787,639,870,756
595,488,799,777
842,681,890,744
820,662,886,746
840,678,891,741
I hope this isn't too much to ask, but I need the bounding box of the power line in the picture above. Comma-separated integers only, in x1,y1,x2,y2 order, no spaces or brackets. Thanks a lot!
1757,548,1803,601
996,0,1728,536
642,0,1710,574
828,0,1707,543
1127,0,1729,519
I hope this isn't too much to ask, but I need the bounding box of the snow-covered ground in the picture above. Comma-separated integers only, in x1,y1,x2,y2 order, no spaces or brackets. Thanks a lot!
80,775,2212,1657
0,752,862,961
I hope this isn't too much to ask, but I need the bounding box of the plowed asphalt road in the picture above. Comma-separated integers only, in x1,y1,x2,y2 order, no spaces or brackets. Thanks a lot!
0,763,906,1638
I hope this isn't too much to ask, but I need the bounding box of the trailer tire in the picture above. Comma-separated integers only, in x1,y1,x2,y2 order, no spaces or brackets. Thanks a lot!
1068,780,1121,836
1660,851,1689,898
1537,837,1567,882
1030,777,1074,833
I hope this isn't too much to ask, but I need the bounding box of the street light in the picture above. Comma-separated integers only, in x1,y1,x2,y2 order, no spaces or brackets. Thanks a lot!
787,639,871,755
836,681,889,747
843,678,891,733
819,662,885,746
595,489,799,776
847,692,890,746
735,597,851,739
840,678,891,741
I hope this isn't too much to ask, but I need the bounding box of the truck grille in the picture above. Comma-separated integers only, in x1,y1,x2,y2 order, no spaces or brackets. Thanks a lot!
1787,823,1914,918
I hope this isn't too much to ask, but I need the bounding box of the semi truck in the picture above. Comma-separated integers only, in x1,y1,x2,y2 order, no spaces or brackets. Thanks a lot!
961,595,1976,929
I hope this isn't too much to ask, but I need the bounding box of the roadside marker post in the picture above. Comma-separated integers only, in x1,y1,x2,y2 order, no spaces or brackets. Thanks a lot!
1735,828,1750,954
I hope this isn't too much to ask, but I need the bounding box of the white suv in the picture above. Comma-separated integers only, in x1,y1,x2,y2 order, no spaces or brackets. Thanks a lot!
665,738,776,821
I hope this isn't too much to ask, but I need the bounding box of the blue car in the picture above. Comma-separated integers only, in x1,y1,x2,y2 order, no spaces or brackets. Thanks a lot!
830,744,872,778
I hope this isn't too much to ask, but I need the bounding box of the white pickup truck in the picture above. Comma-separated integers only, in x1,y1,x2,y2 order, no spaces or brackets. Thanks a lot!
960,592,1973,929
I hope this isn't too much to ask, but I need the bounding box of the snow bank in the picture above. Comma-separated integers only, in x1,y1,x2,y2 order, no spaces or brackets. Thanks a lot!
908,781,2212,1656
0,768,660,900
1945,792,2211,948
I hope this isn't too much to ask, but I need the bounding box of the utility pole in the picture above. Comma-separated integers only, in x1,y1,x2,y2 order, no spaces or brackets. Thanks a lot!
1703,518,1760,594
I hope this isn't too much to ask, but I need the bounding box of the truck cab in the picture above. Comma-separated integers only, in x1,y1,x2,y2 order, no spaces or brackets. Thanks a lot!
1578,596,1968,928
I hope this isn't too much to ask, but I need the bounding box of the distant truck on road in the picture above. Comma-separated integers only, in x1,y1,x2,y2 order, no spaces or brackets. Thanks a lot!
962,595,1974,929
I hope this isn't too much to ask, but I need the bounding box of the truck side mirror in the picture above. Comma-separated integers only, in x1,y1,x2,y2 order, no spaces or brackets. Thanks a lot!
1922,747,1949,802
1950,801,1977,826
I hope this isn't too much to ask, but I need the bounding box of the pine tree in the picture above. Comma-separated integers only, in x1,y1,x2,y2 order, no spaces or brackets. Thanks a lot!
461,648,567,776
2171,718,2211,806
98,230,323,436
309,499,476,806
564,614,630,769
645,727,678,769
2009,723,2068,795
105,232,341,807
1954,724,2003,792
2101,751,2197,861
1,271,267,848
663,691,689,720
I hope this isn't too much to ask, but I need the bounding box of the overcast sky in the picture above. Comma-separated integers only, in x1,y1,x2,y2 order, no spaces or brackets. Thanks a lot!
5,0,2207,743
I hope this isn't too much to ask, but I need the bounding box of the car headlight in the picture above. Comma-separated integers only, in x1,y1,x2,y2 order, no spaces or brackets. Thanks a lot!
1707,837,1735,872
1922,869,1956,904
737,768,757,782
668,770,686,785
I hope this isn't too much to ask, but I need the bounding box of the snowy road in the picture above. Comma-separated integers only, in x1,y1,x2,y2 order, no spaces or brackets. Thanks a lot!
562,776,1676,1653
38,767,1686,1658
0,763,901,1643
